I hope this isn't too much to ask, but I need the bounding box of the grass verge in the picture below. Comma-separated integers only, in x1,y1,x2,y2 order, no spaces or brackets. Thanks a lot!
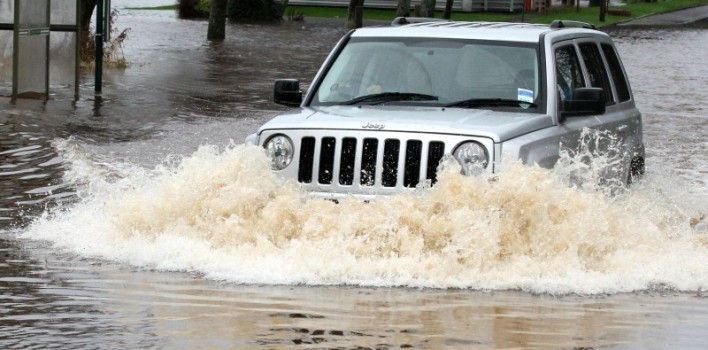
129,0,708,27
524,0,708,26
127,5,176,10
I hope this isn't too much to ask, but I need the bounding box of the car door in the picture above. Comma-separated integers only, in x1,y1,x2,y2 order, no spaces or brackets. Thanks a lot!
499,40,587,172
572,38,641,185
510,38,627,186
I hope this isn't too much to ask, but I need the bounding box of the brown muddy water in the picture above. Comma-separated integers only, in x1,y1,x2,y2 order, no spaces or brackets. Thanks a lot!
1,3,707,349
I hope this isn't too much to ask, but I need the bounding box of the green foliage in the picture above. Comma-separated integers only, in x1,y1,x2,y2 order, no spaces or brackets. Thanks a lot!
125,5,176,10
286,9,306,21
446,11,518,22
227,0,286,22
196,0,212,16
104,27,131,69
174,0,287,21
79,9,130,69
178,0,209,18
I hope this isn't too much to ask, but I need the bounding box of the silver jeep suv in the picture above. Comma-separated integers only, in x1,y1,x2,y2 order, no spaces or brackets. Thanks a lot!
246,19,644,198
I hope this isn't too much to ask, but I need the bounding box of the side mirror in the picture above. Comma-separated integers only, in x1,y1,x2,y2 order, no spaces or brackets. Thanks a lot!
561,87,605,119
274,79,302,107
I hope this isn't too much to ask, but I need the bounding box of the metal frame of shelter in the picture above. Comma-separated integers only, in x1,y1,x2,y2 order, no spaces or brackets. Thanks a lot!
0,0,81,100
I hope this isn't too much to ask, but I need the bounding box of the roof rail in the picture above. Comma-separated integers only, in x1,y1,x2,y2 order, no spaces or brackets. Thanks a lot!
391,17,450,26
549,20,597,30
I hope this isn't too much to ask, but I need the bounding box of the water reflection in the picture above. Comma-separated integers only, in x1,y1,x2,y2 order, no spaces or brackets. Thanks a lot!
0,237,160,348
2,236,707,349
0,112,72,225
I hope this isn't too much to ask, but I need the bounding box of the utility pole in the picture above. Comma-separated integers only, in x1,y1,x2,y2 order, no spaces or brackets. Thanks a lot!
95,0,103,93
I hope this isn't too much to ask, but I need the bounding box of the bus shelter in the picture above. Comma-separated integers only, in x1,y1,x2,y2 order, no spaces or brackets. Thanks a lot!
0,0,80,100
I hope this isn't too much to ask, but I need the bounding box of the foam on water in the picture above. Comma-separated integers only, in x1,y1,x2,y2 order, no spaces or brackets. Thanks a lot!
17,138,708,295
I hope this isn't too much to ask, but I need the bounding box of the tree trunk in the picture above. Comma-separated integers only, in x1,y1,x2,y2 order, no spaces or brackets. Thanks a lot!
421,0,436,18
346,0,364,29
80,0,96,35
227,0,287,22
208,0,228,40
443,0,453,19
396,0,410,17
79,0,96,61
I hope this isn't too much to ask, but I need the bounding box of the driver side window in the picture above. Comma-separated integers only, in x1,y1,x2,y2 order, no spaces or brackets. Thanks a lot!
554,45,585,104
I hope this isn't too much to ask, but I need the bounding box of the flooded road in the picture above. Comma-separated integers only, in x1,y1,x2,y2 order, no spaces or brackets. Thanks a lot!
1,2,707,349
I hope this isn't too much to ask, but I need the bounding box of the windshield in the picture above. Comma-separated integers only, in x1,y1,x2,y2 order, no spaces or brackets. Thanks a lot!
311,37,544,112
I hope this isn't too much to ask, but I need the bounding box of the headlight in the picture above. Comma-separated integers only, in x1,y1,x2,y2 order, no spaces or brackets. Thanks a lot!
453,141,489,175
264,135,294,170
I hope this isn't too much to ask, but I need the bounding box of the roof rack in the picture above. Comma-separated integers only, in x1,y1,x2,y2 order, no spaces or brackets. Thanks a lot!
549,20,597,30
391,16,450,26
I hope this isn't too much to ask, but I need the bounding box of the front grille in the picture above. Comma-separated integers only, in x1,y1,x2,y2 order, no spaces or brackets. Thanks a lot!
318,137,336,184
339,138,357,186
298,137,315,183
297,136,446,189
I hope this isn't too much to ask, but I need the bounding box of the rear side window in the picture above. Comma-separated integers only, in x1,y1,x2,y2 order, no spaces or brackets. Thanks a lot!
579,42,614,105
601,43,631,102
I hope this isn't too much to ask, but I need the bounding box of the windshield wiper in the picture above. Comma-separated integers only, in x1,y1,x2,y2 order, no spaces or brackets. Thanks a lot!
344,92,438,105
446,98,537,108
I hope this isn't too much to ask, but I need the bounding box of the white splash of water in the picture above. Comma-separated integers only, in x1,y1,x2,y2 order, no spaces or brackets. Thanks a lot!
18,138,708,294
555,128,631,196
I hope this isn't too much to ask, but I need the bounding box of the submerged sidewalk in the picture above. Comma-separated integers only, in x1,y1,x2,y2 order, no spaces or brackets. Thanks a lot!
618,4,708,26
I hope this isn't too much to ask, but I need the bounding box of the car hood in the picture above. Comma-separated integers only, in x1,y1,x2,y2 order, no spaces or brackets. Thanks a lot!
258,106,554,142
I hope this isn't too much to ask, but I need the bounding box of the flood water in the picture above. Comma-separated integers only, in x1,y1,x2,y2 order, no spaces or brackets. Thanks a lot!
1,2,707,349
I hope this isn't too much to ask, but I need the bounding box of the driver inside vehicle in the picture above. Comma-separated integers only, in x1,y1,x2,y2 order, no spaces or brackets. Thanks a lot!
365,61,433,96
